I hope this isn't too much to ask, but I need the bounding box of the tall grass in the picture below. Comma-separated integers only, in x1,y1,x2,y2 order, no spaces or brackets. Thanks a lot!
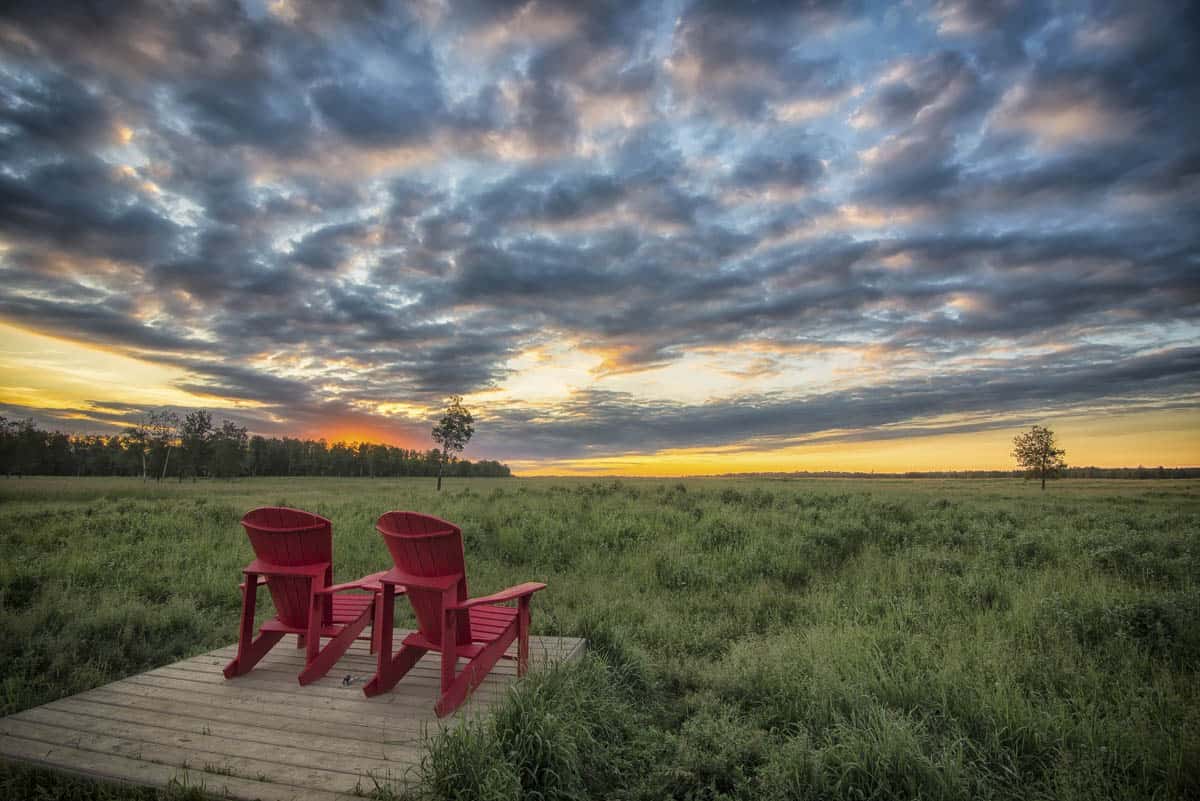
1,476,1197,799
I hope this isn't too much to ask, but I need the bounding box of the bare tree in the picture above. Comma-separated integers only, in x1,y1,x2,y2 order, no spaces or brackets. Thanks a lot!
1012,425,1067,490
122,410,178,481
147,410,179,481
123,418,151,481
431,395,474,491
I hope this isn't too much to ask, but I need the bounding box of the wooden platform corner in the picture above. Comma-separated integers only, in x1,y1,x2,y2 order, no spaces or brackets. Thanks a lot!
0,634,585,800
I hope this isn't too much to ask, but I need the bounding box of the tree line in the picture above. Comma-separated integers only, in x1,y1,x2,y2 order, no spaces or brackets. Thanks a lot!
0,413,511,479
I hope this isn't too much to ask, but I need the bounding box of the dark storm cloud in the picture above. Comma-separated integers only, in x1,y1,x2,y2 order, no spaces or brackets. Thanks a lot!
729,135,834,198
855,50,989,130
455,238,627,301
322,284,452,340
0,157,180,264
730,150,825,189
170,361,316,404
0,293,204,352
0,68,111,149
512,76,578,153
472,169,626,226
0,0,256,77
180,77,314,152
151,223,299,305
929,0,1051,66
391,334,523,395
669,0,859,120
312,67,442,147
0,1,1197,460
290,221,372,272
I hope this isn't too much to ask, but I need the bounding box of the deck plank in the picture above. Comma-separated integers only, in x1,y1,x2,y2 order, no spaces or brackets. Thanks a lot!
0,733,352,801
120,671,504,719
60,690,434,746
0,717,394,795
160,660,514,701
1,633,584,799
76,684,441,740
14,706,422,774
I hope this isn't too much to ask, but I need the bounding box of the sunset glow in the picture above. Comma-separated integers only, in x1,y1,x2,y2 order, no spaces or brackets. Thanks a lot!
1,2,1196,474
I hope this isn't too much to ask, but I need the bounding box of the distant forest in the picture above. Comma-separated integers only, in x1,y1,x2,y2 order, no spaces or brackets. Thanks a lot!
0,414,511,479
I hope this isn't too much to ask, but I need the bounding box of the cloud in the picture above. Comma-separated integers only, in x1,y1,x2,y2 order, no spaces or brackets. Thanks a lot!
852,50,988,131
312,75,443,147
0,68,114,149
171,361,316,405
290,221,374,271
0,292,205,353
0,156,180,264
511,75,578,154
730,149,825,190
180,76,315,152
666,0,860,121
991,72,1139,150
929,0,1051,65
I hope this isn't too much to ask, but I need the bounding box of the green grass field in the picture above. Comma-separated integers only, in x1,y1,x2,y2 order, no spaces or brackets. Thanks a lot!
1,476,1198,800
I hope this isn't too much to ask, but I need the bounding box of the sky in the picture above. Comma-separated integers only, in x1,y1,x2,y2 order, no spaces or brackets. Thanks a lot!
0,0,1197,476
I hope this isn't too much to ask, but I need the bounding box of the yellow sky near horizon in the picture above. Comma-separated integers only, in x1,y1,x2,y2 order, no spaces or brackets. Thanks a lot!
2,320,1198,474
0,322,209,413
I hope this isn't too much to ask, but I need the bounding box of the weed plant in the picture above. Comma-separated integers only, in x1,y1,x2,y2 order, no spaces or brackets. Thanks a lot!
1,476,1197,800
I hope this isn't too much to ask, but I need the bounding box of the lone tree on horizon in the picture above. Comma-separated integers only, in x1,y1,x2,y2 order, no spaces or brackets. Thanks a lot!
431,395,474,491
1012,425,1067,490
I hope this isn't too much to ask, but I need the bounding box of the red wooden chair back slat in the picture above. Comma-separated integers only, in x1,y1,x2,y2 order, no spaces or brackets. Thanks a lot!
241,506,333,628
376,511,470,646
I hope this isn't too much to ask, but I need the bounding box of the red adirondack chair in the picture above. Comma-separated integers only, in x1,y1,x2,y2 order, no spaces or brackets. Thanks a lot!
224,507,389,685
364,511,546,716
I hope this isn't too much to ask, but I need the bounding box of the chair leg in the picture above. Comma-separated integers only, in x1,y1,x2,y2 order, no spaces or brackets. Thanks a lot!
363,584,426,697
440,609,458,695
224,630,285,678
363,644,426,697
306,592,322,666
224,575,285,678
299,604,372,685
517,596,531,677
370,596,381,655
435,621,517,718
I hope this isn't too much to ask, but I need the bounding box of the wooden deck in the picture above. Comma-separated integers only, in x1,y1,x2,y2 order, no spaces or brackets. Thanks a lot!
0,634,585,800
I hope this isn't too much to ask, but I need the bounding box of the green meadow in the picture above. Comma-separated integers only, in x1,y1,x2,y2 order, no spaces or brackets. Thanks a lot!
1,476,1198,800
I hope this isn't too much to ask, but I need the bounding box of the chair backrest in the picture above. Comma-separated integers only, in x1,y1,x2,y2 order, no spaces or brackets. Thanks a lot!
376,511,470,646
241,506,334,628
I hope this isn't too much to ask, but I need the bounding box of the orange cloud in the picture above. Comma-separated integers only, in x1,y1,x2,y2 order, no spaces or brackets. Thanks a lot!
312,420,425,449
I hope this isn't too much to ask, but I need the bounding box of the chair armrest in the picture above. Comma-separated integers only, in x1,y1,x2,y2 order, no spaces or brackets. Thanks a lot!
379,568,461,592
315,570,392,595
451,582,547,610
243,559,329,579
